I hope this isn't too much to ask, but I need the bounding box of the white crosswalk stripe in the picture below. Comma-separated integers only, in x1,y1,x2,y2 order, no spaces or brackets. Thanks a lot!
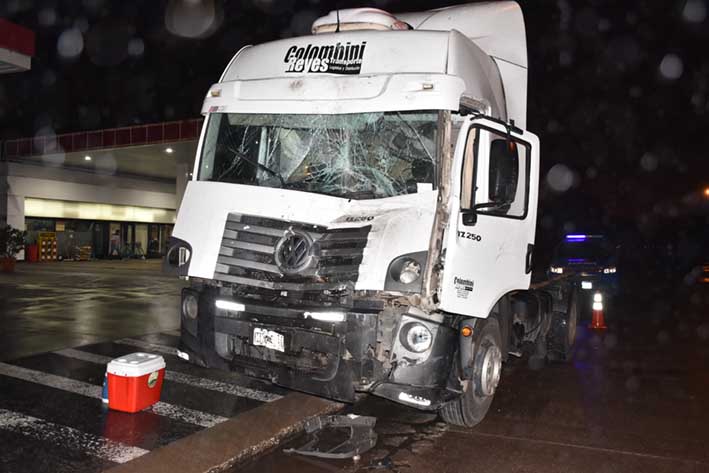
0,407,149,464
56,348,283,403
163,370,282,403
0,362,226,428
117,338,180,357
55,348,121,366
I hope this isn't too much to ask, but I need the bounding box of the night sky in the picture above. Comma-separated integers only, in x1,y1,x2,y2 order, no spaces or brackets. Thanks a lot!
2,0,708,238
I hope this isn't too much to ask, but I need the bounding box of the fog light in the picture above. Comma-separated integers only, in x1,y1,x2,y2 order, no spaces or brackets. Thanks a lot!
182,293,199,319
401,322,432,353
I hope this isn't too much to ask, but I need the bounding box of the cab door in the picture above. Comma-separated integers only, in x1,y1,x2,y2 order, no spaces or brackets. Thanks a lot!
438,117,540,318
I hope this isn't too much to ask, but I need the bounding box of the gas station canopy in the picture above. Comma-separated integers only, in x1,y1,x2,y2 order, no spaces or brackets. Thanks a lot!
0,18,35,74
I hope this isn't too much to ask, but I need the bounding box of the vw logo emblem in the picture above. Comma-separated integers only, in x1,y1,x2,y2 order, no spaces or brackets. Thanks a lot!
274,230,313,273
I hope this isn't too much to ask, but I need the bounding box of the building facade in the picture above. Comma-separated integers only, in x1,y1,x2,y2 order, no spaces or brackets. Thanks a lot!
1,120,200,259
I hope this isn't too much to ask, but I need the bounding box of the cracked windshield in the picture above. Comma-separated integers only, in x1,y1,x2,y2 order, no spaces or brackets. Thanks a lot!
198,111,438,199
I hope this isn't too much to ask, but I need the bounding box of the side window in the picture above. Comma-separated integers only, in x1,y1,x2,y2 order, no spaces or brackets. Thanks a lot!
460,127,530,218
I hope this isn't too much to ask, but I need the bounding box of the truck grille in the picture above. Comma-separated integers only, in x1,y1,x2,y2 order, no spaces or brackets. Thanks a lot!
214,213,370,291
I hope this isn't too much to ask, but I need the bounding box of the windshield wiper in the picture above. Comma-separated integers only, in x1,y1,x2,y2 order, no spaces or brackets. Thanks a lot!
218,146,286,187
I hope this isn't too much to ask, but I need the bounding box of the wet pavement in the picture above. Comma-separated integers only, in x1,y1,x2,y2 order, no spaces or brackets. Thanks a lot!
0,329,290,472
237,283,709,473
0,260,184,361
0,261,293,472
2,261,709,472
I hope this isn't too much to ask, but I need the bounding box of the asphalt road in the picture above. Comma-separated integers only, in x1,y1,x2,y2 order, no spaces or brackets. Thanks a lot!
239,278,709,473
0,260,293,472
2,261,708,473
0,259,184,361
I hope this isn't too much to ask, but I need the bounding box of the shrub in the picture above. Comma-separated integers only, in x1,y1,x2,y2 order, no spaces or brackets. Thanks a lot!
0,225,27,259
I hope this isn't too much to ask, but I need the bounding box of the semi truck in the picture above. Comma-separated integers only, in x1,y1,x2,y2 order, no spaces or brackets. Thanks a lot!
166,1,579,427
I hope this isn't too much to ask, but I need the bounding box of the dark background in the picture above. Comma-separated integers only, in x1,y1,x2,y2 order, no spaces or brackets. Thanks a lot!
2,0,708,260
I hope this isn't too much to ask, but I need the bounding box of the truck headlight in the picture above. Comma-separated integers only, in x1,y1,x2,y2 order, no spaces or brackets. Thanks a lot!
550,266,564,274
182,293,199,319
398,260,421,284
390,258,421,284
385,252,427,292
400,322,432,353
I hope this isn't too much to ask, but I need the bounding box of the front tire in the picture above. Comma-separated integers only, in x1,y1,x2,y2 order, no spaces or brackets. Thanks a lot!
547,286,579,362
440,317,502,427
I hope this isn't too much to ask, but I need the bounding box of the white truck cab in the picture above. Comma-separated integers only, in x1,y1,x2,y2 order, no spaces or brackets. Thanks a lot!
168,2,577,427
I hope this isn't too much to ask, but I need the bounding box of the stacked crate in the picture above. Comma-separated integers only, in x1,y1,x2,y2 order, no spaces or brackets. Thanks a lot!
77,246,92,261
38,232,58,262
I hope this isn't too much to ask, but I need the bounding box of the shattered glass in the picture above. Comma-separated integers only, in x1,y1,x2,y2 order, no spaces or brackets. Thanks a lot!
198,111,438,199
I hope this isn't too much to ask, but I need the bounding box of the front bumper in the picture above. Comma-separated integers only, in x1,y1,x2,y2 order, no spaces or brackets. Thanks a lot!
180,286,459,408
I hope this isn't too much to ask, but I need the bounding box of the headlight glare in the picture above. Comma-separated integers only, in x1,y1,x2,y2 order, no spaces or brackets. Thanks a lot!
550,266,564,274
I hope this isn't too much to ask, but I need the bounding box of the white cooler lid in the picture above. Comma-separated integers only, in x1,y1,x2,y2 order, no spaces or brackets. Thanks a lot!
107,352,166,377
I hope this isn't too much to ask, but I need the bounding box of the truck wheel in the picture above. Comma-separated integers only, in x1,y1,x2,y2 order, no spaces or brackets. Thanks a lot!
547,287,579,362
440,317,502,427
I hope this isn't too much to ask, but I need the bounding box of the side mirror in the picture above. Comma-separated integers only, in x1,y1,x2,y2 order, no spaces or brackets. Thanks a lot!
489,139,518,204
164,237,192,276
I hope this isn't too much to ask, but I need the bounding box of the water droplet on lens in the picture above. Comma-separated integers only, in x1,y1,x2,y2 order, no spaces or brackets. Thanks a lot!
659,54,683,80
683,0,707,23
640,153,658,172
546,164,574,192
128,38,145,57
57,28,84,59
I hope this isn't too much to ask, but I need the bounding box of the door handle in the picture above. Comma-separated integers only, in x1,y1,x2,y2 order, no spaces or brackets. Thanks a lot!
525,244,534,274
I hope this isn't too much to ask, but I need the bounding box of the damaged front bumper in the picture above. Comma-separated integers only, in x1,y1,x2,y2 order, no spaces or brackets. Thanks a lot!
179,286,461,410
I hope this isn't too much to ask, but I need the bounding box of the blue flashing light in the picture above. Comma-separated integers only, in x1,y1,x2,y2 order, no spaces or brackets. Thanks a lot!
566,234,586,241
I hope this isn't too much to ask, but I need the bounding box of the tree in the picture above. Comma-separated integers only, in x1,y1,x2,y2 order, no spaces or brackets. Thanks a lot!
0,225,27,259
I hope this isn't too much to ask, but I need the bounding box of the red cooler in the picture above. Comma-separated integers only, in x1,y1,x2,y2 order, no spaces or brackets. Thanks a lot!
107,353,166,413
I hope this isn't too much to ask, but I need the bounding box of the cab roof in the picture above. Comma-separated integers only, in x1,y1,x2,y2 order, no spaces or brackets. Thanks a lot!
213,29,506,119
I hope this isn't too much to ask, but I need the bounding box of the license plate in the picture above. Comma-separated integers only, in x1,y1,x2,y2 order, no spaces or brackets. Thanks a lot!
252,328,285,352
582,281,593,290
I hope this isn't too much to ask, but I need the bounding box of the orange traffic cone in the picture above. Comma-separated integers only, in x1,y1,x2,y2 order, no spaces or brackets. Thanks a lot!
588,293,607,330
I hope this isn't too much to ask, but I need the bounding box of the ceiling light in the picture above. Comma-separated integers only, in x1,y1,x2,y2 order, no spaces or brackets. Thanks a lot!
165,147,174,154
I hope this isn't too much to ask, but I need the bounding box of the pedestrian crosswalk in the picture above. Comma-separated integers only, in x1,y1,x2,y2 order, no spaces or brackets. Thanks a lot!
0,333,288,472
0,408,149,464
0,361,227,428
56,348,283,403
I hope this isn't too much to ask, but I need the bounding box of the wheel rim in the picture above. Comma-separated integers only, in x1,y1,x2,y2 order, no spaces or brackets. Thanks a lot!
479,340,502,397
